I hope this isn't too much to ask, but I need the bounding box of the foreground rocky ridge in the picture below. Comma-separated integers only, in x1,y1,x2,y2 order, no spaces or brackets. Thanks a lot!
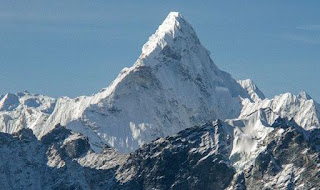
0,125,126,189
0,119,319,189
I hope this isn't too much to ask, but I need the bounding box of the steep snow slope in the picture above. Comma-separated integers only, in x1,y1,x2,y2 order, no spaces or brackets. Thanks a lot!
30,12,249,152
226,110,274,170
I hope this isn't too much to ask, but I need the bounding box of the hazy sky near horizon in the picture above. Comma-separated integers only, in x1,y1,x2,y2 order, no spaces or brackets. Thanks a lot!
1,1,319,101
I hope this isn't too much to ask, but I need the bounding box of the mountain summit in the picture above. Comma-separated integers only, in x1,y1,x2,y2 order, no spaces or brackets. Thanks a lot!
18,12,249,152
138,12,200,63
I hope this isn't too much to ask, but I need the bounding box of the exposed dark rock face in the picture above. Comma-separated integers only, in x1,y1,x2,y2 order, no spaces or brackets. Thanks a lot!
41,124,72,144
60,135,90,159
114,122,235,190
228,172,246,190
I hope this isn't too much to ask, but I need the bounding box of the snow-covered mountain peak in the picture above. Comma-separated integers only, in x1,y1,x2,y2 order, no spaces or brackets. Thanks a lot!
138,12,204,67
0,93,20,111
298,91,312,100
166,11,181,18
159,12,183,28
238,79,265,102
156,11,191,37
32,12,249,152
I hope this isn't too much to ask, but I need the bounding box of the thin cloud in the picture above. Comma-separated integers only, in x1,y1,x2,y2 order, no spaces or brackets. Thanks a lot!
285,25,320,44
286,34,320,45
296,25,320,31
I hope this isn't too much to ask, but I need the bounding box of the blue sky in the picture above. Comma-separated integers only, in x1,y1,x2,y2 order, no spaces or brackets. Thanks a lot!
1,1,319,101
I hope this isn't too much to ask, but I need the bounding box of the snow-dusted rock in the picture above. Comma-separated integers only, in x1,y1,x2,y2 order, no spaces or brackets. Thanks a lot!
0,126,125,189
115,121,236,190
242,123,320,189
